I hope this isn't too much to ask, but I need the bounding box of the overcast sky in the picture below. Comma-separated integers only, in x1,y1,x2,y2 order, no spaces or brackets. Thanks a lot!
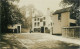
18,0,62,15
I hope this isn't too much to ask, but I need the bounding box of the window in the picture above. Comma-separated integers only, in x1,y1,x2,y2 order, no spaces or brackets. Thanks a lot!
34,18,36,21
38,22,39,26
51,23,52,26
58,13,61,20
34,22,36,26
43,17,45,20
38,18,39,21
70,12,76,20
40,18,43,22
43,21,46,26
34,28,41,32
70,23,76,26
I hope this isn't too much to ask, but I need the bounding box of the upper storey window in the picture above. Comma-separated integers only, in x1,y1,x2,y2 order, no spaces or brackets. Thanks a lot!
43,17,45,20
58,13,61,20
34,18,36,21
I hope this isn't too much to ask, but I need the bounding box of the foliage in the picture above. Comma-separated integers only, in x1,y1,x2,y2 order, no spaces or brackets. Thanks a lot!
61,0,79,7
61,0,80,26
1,0,23,33
20,5,35,29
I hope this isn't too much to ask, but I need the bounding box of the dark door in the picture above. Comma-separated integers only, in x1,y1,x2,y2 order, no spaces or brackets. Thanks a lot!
14,29,17,33
17,26,20,33
41,27,44,33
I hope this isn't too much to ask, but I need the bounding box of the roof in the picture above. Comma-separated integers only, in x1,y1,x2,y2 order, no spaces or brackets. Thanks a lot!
32,16,42,18
53,7,72,15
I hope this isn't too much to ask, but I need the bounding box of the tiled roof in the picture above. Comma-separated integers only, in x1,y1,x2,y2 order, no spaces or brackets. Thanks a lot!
32,16,42,18
53,7,72,15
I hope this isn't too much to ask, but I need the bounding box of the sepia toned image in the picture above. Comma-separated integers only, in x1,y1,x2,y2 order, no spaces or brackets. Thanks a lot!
0,0,80,49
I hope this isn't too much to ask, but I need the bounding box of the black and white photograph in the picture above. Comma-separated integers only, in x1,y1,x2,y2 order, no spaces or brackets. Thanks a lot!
0,0,80,49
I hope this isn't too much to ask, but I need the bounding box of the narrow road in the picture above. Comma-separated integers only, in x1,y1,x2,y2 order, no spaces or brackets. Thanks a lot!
15,33,80,49
0,33,80,49
0,34,27,49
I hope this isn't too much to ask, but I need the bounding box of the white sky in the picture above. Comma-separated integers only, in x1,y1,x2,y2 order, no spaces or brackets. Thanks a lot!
18,0,62,15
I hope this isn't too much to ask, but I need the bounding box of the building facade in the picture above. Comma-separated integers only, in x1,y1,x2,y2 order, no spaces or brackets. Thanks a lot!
8,24,21,33
32,16,53,34
51,7,76,34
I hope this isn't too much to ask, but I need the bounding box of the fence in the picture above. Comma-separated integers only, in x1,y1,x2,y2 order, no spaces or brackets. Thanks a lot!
62,26,80,38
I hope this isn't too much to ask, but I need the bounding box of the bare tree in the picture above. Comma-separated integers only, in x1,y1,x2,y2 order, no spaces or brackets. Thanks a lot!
20,4,36,30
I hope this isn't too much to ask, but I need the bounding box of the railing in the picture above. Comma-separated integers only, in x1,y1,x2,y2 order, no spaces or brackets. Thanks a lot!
62,26,80,38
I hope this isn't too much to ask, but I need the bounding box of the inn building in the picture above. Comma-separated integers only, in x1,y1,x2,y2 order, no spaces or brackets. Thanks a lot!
32,16,53,33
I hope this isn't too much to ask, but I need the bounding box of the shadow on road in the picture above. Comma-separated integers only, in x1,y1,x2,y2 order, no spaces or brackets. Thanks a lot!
0,33,27,49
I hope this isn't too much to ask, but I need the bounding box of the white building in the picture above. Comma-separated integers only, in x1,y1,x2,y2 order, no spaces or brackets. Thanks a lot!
8,24,21,33
32,11,53,34
32,16,53,33
32,8,53,34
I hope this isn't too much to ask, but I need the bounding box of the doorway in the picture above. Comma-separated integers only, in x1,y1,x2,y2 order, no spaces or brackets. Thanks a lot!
17,26,20,33
41,27,44,33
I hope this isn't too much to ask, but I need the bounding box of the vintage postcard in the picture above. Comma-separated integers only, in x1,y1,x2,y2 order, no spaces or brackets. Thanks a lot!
0,0,80,49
